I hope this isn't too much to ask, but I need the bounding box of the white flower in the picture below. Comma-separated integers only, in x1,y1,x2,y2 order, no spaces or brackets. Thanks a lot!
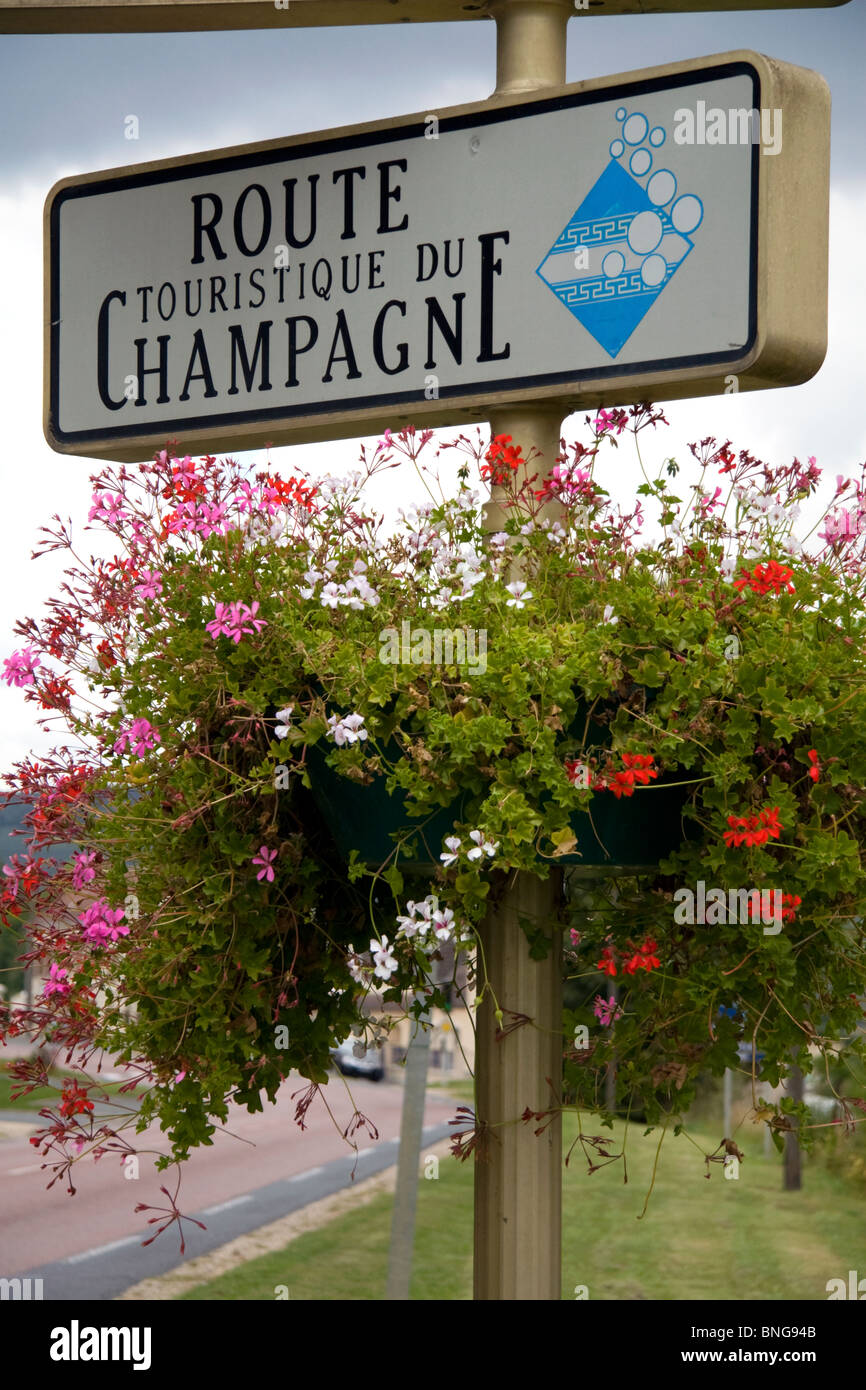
466,829,499,862
542,519,566,545
440,835,461,867
371,935,398,981
274,705,294,738
720,555,738,582
327,712,368,747
320,582,341,609
489,532,508,549
602,605,618,625
505,581,532,609
766,503,788,527
432,906,455,941
347,946,372,987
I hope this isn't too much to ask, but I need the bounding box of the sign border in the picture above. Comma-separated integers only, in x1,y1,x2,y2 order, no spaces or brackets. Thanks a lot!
2,0,853,34
44,50,829,462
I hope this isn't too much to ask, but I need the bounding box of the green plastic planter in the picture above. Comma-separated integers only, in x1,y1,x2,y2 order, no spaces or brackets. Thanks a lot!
307,742,690,875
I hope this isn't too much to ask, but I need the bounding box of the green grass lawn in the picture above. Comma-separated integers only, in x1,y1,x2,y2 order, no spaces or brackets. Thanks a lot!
179,1112,864,1301
0,1070,64,1111
0,1068,144,1111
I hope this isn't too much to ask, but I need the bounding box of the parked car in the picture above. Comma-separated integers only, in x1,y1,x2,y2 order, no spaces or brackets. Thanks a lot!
329,1035,385,1082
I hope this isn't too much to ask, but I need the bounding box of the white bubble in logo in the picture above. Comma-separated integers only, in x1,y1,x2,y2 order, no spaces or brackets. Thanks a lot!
602,250,625,279
629,149,651,177
615,107,626,121
671,194,703,234
649,126,666,147
623,113,648,145
647,169,676,206
640,254,667,288
627,210,663,256
610,139,624,158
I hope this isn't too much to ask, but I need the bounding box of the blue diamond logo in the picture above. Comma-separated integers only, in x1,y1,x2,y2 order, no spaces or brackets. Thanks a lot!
537,159,696,359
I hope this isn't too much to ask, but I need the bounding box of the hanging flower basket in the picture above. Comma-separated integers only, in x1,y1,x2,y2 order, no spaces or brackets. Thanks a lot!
2,412,866,1223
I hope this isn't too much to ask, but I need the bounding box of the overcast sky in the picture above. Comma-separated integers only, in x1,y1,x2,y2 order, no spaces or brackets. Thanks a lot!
0,3,863,774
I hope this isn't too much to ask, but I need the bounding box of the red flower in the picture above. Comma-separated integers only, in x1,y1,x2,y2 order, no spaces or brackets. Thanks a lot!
59,1081,94,1119
623,938,661,974
608,770,636,799
733,560,796,597
564,759,590,787
481,434,524,485
96,639,117,670
38,677,74,712
621,753,658,786
597,946,617,977
807,749,821,782
639,938,660,969
723,805,783,849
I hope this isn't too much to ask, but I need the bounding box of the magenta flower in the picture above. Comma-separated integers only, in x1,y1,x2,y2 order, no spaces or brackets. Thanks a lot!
3,647,40,688
136,569,163,601
88,491,125,525
71,851,97,890
79,899,128,945
166,499,229,538
252,845,277,882
114,717,160,758
595,410,614,434
207,600,267,644
699,486,723,514
43,962,71,998
592,994,623,1027
551,463,595,498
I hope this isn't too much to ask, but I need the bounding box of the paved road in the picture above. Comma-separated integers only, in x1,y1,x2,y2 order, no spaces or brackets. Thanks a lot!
0,1075,458,1300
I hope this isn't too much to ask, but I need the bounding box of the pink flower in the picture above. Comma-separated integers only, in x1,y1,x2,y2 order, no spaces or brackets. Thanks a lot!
592,994,622,1027
173,1070,187,1084
136,569,163,601
114,717,160,758
594,409,626,437
3,647,40,688
71,850,97,884
72,851,97,890
206,600,267,644
252,845,277,882
43,962,71,998
79,899,128,945
88,492,125,525
699,486,723,514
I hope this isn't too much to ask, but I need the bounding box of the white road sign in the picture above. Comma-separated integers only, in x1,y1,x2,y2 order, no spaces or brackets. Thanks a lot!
45,50,830,461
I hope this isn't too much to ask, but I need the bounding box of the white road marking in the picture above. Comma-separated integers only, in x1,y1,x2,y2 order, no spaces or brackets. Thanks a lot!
199,1194,253,1216
5,1163,45,1176
288,1165,323,1182
65,1235,139,1263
